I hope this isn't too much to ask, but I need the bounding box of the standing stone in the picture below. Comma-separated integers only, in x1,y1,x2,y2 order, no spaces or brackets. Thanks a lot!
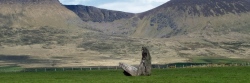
137,47,152,76
119,47,152,76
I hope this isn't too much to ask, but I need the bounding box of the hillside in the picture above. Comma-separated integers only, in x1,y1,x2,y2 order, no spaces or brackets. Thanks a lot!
1,0,250,68
65,0,250,66
0,0,83,29
134,0,250,38
65,5,137,36
0,0,93,67
67,0,250,38
129,0,250,61
0,0,158,68
0,0,88,45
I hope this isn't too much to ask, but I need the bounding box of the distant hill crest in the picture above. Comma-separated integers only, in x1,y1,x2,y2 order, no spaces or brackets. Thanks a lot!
140,0,250,18
65,5,135,22
0,0,60,4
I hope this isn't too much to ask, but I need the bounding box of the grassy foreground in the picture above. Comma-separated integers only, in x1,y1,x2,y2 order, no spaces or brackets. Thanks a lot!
0,67,250,83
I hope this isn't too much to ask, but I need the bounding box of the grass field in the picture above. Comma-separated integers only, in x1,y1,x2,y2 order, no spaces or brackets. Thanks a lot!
0,66,250,83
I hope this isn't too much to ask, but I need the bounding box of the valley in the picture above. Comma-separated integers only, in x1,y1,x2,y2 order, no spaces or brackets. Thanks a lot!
1,0,250,67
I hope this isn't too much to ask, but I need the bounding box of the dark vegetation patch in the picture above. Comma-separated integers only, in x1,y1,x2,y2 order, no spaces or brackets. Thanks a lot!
182,42,214,50
203,39,250,53
231,25,250,34
77,33,143,54
0,26,70,45
0,54,52,64
78,42,115,52
150,13,177,31
0,14,13,27
181,0,250,16
190,57,250,63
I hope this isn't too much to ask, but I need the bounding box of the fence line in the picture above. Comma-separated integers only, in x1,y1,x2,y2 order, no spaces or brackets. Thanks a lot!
1,63,250,72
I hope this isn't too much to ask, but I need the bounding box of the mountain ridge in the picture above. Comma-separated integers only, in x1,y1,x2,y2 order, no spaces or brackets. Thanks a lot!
68,0,250,63
0,0,59,3
65,5,135,22
140,0,250,18
66,0,250,38
133,0,250,38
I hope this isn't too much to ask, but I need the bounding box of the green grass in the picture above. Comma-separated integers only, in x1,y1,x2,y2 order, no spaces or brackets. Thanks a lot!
0,66,23,72
0,67,250,83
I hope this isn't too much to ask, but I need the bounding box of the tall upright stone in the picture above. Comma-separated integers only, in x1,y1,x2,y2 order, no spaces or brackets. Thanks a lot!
137,47,152,76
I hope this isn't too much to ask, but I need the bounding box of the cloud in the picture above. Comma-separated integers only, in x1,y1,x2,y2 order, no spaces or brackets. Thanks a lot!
97,0,169,13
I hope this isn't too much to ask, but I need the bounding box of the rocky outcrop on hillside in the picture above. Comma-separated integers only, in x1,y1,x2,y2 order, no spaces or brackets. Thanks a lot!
133,0,250,38
140,0,250,18
65,5,135,22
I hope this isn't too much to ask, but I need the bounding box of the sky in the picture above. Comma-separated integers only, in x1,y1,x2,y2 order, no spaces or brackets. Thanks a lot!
59,0,170,13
